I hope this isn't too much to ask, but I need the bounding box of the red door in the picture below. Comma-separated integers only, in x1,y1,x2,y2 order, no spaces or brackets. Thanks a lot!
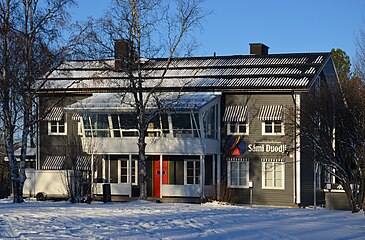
153,157,168,197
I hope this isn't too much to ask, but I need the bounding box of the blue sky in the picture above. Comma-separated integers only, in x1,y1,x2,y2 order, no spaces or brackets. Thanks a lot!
71,0,364,63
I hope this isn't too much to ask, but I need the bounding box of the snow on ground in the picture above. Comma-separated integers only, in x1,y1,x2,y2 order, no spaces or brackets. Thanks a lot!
0,199,364,240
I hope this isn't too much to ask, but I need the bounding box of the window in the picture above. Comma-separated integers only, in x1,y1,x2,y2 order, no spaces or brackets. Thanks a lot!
204,105,218,139
83,114,110,137
262,120,284,135
184,160,200,185
120,159,138,185
262,161,285,189
227,160,249,188
223,105,248,136
48,117,66,135
111,113,139,137
77,121,83,136
227,121,249,135
258,105,284,135
172,113,196,138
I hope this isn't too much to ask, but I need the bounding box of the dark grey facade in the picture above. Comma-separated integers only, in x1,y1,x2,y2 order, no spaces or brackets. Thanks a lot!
221,93,295,206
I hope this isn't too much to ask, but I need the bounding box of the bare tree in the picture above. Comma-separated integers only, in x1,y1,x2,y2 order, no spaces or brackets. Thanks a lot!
295,49,365,212
71,0,206,200
0,124,10,198
62,135,85,203
0,0,75,203
355,27,365,81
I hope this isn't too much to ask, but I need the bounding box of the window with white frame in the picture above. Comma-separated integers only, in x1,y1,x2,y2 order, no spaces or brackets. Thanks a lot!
262,161,285,189
48,117,67,135
120,159,138,185
184,160,200,185
72,112,83,136
258,105,284,135
262,120,284,135
227,121,249,135
227,159,249,188
77,121,83,136
223,106,249,135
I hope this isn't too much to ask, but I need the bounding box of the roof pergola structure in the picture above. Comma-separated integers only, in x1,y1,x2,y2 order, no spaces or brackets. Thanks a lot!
37,52,330,94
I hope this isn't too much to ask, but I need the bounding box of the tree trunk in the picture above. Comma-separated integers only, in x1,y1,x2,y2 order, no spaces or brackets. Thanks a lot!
5,139,22,203
342,182,359,213
18,125,30,203
138,132,148,200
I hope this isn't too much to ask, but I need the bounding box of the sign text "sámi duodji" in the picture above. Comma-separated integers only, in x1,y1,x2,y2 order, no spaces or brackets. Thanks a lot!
247,144,287,153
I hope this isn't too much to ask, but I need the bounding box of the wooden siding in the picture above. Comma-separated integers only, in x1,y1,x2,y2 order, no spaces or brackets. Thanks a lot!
38,94,90,169
298,135,316,206
222,93,296,206
298,63,336,206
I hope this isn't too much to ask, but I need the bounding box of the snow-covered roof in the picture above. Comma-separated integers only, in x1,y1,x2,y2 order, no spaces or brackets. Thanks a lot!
14,147,36,157
64,92,220,113
38,52,331,93
4,147,36,161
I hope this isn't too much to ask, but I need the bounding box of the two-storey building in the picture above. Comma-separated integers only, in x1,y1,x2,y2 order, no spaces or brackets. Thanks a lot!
34,42,340,207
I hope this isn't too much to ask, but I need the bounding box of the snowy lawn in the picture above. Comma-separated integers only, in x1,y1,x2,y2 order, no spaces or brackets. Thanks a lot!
0,200,364,239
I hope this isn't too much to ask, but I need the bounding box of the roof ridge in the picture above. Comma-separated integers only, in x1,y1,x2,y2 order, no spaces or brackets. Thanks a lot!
146,52,331,61
61,52,331,63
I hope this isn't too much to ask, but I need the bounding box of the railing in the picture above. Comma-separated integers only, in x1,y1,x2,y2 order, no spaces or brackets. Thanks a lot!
84,129,110,137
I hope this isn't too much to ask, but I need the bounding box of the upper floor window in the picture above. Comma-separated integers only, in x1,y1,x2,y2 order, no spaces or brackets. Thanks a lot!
72,112,83,136
45,107,67,136
223,105,248,135
48,118,67,135
227,121,249,135
258,105,284,136
83,114,110,137
203,104,219,139
172,113,200,138
262,120,284,135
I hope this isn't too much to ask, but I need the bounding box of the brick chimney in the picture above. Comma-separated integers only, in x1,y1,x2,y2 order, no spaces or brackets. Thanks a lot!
114,39,136,70
249,43,269,56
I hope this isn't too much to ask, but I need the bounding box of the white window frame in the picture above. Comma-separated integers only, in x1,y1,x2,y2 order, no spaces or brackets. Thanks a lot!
261,120,284,135
77,121,83,136
227,121,249,135
48,118,67,135
262,162,285,190
119,159,138,185
227,160,249,188
184,160,200,185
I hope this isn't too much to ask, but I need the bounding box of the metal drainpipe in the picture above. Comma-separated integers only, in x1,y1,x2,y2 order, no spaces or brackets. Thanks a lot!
160,154,163,199
291,92,297,205
36,97,40,170
313,161,317,209
198,110,206,200
129,154,132,198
